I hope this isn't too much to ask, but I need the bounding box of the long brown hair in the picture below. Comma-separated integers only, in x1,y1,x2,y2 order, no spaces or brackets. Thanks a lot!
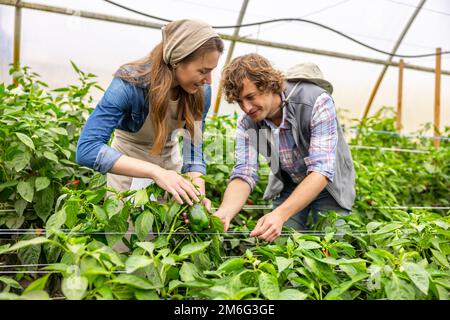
116,37,223,155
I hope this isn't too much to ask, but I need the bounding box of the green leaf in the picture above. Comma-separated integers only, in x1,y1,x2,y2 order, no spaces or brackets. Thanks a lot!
84,188,106,204
167,202,181,224
61,149,72,160
0,181,18,192
258,261,278,277
296,240,322,250
41,263,69,274
21,290,50,300
162,256,176,266
366,221,383,233
80,256,108,276
179,241,211,259
6,216,25,229
43,151,59,162
96,246,125,268
385,273,415,300
374,223,403,235
14,199,28,217
258,272,280,300
136,242,155,255
49,127,68,135
430,249,449,268
304,257,338,286
387,239,410,247
125,255,153,274
324,273,368,300
35,177,50,192
61,274,88,300
105,207,129,247
209,215,224,233
43,241,63,264
70,60,81,74
12,149,31,172
233,287,259,300
17,180,34,202
46,209,66,234
104,197,121,219
88,173,106,189
217,257,245,273
63,200,80,229
168,279,210,291
93,205,108,224
15,132,35,150
0,276,22,289
278,289,307,300
276,257,294,273
23,274,50,294
135,210,154,241
135,289,159,300
180,262,200,282
134,189,149,206
18,235,42,266
33,187,55,222
0,237,49,254
402,261,429,295
0,292,21,300
110,274,156,290
52,87,70,92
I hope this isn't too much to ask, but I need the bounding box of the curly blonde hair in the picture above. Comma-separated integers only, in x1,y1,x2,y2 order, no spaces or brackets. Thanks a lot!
221,53,285,103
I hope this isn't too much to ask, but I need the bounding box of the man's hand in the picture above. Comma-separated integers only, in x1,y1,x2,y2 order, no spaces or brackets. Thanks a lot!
250,210,286,242
213,209,232,232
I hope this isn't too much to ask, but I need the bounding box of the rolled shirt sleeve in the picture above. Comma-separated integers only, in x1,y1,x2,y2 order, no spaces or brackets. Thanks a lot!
76,77,129,173
230,117,259,191
304,92,337,182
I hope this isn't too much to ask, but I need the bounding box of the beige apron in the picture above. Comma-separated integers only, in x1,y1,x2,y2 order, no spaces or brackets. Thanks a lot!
107,99,184,192
107,99,184,252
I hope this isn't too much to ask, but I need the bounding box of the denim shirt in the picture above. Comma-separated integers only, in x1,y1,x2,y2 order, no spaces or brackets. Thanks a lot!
76,77,211,175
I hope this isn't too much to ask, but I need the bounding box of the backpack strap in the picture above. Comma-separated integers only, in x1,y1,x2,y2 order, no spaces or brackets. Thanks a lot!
282,81,301,107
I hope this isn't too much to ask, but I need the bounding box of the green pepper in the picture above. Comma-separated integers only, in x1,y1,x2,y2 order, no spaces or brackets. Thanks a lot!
188,203,209,232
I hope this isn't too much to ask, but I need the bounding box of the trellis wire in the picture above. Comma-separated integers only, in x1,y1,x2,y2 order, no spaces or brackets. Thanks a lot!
347,128,450,141
0,230,370,236
2,205,449,214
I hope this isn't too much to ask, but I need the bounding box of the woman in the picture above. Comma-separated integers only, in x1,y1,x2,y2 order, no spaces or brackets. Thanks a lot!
76,19,224,210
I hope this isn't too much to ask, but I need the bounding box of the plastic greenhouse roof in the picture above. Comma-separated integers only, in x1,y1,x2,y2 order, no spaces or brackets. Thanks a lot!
0,0,449,133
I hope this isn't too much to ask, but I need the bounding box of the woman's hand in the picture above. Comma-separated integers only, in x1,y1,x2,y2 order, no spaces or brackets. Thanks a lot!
152,168,200,205
201,197,212,212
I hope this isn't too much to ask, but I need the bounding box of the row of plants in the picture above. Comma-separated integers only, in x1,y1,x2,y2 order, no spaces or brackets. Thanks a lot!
0,65,448,300
0,63,105,232
1,182,448,300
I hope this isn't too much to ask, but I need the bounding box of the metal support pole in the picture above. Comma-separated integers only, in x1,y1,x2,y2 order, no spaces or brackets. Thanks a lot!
434,48,441,148
212,0,250,116
13,0,21,67
1,1,449,76
361,0,426,121
396,59,404,131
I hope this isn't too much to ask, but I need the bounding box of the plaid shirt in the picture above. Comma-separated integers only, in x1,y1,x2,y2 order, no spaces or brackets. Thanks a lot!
230,92,337,191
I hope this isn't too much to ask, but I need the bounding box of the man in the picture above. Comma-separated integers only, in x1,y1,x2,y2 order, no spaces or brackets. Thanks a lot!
214,53,356,242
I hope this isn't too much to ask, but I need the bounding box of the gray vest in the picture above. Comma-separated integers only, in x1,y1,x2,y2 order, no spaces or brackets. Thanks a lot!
239,81,356,210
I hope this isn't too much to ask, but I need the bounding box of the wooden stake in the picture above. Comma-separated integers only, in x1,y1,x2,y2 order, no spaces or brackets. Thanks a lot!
434,48,441,148
397,59,404,132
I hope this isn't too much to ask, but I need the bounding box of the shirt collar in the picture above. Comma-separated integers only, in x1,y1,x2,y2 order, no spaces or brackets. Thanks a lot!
263,92,289,129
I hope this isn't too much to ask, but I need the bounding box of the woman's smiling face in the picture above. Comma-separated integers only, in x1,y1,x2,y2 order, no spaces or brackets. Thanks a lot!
174,50,220,94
